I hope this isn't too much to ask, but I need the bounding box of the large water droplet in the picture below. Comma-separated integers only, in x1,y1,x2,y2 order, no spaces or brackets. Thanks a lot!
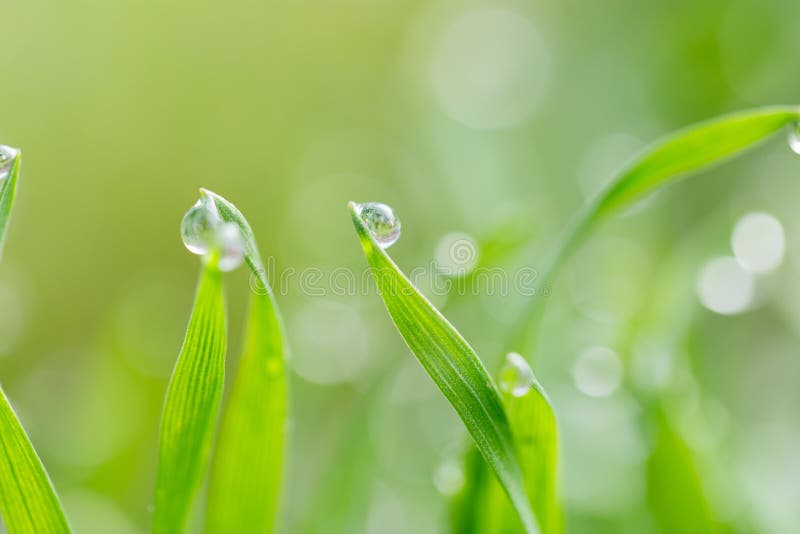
789,123,800,155
499,352,535,397
181,200,220,256
356,202,401,248
180,199,244,272
0,145,19,181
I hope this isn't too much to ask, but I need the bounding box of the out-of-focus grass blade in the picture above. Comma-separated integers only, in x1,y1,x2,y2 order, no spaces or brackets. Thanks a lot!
0,149,21,261
349,202,539,534
646,409,728,534
203,189,289,533
511,106,800,351
0,148,71,534
153,262,226,534
451,358,561,534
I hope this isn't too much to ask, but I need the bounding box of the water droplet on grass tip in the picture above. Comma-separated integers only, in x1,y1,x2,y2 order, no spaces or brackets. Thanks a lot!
355,202,401,248
789,123,800,155
499,352,534,397
181,199,244,272
181,200,219,256
0,145,19,180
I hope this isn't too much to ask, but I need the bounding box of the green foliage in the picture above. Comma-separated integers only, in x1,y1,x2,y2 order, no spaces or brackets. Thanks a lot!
0,149,71,534
349,202,539,534
153,262,227,534
204,189,289,534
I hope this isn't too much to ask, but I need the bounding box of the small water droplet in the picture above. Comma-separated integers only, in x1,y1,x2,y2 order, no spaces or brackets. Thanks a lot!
180,198,244,271
355,202,401,248
789,123,800,155
499,352,534,397
216,222,244,272
0,145,19,181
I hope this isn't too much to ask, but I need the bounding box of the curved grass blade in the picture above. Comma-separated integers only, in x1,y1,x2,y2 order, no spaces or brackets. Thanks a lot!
510,106,800,352
202,189,289,533
348,202,539,534
451,358,561,534
153,262,226,534
0,148,71,533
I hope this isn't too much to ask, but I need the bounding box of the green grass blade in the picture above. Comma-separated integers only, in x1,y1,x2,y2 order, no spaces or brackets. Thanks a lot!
450,360,561,534
348,202,539,534
0,389,71,534
0,148,71,534
503,367,560,534
646,408,726,534
153,262,227,534
510,106,800,351
0,150,22,261
202,189,289,533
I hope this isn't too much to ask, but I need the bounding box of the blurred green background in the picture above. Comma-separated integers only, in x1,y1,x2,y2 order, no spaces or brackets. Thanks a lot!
1,0,800,532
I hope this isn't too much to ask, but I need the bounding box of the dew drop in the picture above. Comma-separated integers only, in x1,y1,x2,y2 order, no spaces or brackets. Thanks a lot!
180,198,244,272
0,145,19,181
499,352,535,397
788,123,800,155
181,200,219,256
216,222,244,272
355,202,401,248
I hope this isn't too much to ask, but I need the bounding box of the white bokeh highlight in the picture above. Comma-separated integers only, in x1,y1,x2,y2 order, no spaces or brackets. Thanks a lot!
429,7,549,130
696,256,754,315
731,212,785,274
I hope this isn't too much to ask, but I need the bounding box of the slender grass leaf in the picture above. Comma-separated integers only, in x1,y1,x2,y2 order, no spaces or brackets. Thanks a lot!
646,408,728,534
510,106,800,352
153,262,226,534
0,389,71,534
451,358,561,534
202,189,289,533
349,202,539,534
0,148,71,534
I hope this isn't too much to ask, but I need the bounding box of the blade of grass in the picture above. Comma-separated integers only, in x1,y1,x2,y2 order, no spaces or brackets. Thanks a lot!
646,408,727,534
349,202,539,534
509,106,800,353
153,261,226,534
202,189,289,534
0,389,71,534
0,148,71,533
451,362,561,534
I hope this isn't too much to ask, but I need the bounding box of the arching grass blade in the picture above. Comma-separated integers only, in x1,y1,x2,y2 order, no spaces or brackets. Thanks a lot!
0,148,71,534
510,106,800,352
349,202,539,534
203,189,289,534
